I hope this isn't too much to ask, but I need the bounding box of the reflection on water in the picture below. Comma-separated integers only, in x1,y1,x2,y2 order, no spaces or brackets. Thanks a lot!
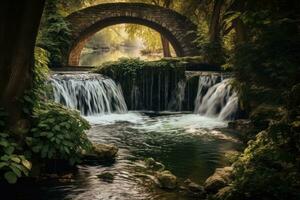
80,46,163,66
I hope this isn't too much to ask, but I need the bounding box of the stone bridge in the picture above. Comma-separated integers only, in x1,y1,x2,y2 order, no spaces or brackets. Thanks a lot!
63,3,200,66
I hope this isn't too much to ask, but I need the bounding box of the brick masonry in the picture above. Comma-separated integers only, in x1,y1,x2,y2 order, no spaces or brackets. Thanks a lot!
64,3,200,66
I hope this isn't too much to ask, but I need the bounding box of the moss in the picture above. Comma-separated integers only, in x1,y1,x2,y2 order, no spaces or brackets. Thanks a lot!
250,104,285,130
94,58,187,111
218,119,300,200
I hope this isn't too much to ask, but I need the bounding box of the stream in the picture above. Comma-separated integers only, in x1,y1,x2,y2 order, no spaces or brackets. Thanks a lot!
4,72,241,200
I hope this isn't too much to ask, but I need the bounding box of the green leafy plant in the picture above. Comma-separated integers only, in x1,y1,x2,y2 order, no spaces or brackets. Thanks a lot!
0,133,31,184
26,102,91,165
94,58,186,81
37,0,71,66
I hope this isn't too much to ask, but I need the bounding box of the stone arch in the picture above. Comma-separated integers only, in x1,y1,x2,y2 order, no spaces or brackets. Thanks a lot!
64,3,200,66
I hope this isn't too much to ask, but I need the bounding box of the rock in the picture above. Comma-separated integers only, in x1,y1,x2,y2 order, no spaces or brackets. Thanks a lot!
214,186,232,200
156,170,177,189
83,143,118,160
250,105,284,129
184,179,205,193
145,158,165,171
97,172,115,182
228,119,252,131
204,167,233,193
182,179,206,198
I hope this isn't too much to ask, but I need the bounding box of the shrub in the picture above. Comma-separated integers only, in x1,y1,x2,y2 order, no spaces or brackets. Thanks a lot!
94,58,185,77
220,120,300,200
26,102,91,165
0,133,31,184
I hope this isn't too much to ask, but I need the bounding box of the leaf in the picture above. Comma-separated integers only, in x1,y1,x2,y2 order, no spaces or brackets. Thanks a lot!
54,125,61,131
0,162,8,169
9,165,22,177
32,146,41,153
4,171,17,184
10,155,21,163
1,155,10,161
5,146,15,155
0,140,9,147
21,159,32,170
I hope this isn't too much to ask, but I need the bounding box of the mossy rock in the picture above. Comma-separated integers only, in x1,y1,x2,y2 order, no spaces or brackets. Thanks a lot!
83,143,118,161
97,171,115,182
145,158,165,171
156,170,177,190
203,167,233,194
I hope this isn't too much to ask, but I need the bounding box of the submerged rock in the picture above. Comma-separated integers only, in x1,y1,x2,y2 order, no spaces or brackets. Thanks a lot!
156,170,177,189
97,171,115,182
182,179,206,197
83,143,118,161
145,158,165,171
204,166,233,193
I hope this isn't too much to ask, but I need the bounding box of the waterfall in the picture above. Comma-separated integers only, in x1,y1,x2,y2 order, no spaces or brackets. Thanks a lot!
50,73,127,116
194,76,238,120
168,80,186,111
49,71,238,121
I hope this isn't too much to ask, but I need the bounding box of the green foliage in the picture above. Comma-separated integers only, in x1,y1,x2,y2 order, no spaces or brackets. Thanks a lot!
231,4,300,114
222,120,300,200
37,1,71,66
217,1,300,200
21,47,50,115
26,102,91,165
0,133,31,184
194,25,226,66
0,46,92,183
94,58,186,81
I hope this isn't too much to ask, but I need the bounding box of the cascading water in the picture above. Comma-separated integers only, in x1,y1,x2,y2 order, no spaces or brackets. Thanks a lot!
50,73,127,116
50,71,238,120
194,76,238,120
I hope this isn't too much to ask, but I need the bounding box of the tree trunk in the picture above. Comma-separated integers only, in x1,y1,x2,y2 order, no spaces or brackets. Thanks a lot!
229,0,248,45
235,19,248,44
209,0,224,42
0,0,45,128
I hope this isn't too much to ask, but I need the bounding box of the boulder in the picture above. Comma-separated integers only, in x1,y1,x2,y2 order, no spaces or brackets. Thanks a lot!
156,170,177,189
145,158,165,171
83,143,118,161
204,167,233,193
